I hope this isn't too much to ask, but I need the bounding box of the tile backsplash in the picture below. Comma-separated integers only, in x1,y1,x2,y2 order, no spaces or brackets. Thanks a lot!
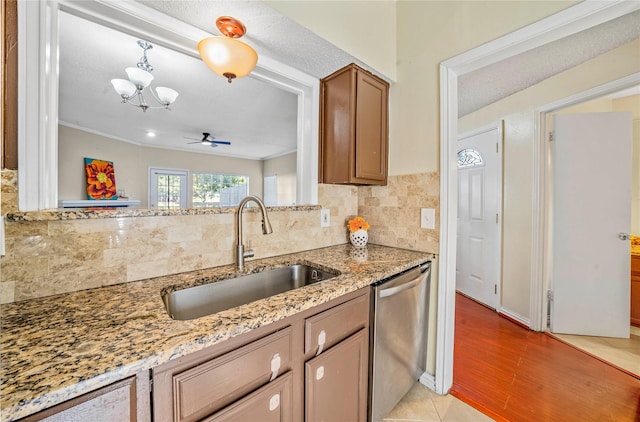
359,173,440,253
1,171,439,303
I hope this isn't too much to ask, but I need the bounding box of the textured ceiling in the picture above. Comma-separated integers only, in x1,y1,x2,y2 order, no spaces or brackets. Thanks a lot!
61,1,640,153
59,1,368,161
459,10,640,117
136,0,375,80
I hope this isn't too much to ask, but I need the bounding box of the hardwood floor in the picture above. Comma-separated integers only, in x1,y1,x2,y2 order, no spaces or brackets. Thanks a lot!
450,293,640,422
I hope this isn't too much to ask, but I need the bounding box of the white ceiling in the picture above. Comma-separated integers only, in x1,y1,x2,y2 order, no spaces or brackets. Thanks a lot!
459,10,640,117
58,1,371,161
60,1,640,155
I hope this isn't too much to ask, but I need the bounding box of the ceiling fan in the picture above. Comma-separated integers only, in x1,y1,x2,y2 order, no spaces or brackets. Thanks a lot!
185,132,231,147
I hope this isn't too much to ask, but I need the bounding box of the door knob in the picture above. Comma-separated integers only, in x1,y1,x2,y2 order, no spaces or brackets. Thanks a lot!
618,232,630,241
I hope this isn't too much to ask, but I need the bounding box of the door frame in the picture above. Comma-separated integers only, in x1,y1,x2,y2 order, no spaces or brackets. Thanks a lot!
456,121,504,311
435,0,640,395
535,72,640,334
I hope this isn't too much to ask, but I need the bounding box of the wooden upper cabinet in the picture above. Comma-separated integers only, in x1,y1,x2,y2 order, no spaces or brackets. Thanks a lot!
320,63,389,185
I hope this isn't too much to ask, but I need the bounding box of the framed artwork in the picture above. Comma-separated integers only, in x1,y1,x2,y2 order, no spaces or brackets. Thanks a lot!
84,158,118,200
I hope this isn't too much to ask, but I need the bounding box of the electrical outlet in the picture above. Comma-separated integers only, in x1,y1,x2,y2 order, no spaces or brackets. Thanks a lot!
421,208,435,229
320,209,331,227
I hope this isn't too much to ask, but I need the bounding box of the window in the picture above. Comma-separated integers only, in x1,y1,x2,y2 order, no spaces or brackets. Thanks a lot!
263,175,277,206
192,173,248,208
149,168,188,209
457,148,485,168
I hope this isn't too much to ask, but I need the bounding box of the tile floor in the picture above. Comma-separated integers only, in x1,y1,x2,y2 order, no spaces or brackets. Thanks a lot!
551,325,640,377
383,382,493,422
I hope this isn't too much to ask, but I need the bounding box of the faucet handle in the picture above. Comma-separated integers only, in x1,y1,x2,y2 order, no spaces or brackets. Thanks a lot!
243,240,255,259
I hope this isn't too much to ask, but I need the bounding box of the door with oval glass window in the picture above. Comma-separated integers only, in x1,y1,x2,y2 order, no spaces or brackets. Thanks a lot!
456,124,502,310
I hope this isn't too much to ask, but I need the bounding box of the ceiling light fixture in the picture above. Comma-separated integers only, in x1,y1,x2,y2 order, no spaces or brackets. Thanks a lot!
198,16,258,83
111,40,179,112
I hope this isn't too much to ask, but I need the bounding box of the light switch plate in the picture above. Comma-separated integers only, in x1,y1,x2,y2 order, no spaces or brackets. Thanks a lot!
320,209,331,227
421,208,435,229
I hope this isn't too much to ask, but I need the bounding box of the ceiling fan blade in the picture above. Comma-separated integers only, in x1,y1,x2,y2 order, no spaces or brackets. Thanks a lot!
211,140,231,145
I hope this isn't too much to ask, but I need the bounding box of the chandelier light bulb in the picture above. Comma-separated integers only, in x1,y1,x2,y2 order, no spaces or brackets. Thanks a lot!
110,79,137,98
155,87,179,105
125,67,154,89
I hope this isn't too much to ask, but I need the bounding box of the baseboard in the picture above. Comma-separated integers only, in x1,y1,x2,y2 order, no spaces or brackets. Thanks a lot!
418,371,436,392
498,307,530,329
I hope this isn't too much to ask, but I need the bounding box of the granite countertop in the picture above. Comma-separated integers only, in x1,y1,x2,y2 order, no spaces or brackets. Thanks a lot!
0,244,433,420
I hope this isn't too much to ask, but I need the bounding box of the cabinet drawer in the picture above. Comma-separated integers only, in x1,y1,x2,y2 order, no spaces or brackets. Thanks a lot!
203,372,293,422
305,294,368,355
172,327,292,422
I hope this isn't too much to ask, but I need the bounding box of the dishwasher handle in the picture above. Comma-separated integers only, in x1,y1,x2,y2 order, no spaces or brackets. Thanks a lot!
379,266,430,298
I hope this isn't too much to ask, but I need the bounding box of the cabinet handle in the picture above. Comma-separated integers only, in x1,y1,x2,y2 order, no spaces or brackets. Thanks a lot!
269,393,280,411
316,366,325,380
316,330,326,356
270,353,281,382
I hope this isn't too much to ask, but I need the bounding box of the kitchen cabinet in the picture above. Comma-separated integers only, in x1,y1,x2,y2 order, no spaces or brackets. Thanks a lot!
19,374,150,422
203,373,293,422
631,255,640,327
305,330,368,422
303,292,369,422
320,63,389,185
152,288,370,422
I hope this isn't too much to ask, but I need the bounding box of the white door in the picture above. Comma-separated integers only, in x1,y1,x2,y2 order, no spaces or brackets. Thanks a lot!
551,112,631,338
149,168,189,209
456,125,502,310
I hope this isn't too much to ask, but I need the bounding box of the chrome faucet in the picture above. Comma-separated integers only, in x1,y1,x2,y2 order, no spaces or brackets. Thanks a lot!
235,195,273,269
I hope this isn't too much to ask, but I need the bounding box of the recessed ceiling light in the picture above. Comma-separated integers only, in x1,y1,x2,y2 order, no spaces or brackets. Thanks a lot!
147,131,156,137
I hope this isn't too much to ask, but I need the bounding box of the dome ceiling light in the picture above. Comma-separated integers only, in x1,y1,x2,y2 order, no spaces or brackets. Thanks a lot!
110,40,179,112
198,16,258,83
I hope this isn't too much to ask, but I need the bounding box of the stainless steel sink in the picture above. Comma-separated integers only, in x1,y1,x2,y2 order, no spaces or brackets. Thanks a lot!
162,264,340,320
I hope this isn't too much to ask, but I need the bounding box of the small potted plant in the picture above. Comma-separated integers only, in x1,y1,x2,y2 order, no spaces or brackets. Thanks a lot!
347,216,370,247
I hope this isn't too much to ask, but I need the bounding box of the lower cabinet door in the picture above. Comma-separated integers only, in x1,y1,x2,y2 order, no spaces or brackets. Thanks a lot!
20,376,143,422
305,329,368,422
203,372,293,422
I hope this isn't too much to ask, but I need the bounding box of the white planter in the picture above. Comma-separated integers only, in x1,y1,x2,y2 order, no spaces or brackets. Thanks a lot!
349,229,368,247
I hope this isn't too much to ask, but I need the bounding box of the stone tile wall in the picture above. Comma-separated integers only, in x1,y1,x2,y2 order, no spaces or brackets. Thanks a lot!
0,176,357,303
1,171,440,303
358,173,439,253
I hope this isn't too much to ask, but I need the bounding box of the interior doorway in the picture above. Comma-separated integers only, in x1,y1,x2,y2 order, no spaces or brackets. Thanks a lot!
542,85,640,377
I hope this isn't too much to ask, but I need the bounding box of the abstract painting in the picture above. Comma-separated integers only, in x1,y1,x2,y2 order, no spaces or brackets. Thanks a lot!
85,158,118,200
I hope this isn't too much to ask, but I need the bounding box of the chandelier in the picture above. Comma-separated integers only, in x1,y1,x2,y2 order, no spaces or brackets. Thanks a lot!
198,16,258,83
110,40,179,112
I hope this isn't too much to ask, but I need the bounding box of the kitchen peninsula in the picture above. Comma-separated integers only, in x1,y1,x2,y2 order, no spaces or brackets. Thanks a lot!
0,244,432,421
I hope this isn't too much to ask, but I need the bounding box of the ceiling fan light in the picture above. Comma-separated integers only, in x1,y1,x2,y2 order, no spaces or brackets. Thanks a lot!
111,78,137,98
198,36,258,82
125,67,154,89
155,87,179,105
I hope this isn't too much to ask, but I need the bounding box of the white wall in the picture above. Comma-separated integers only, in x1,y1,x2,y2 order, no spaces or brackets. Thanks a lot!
393,1,577,176
58,125,264,208
458,39,640,320
265,0,397,81
263,152,297,205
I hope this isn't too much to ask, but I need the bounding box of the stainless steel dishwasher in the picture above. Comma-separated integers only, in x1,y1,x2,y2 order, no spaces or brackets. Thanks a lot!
370,261,431,422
